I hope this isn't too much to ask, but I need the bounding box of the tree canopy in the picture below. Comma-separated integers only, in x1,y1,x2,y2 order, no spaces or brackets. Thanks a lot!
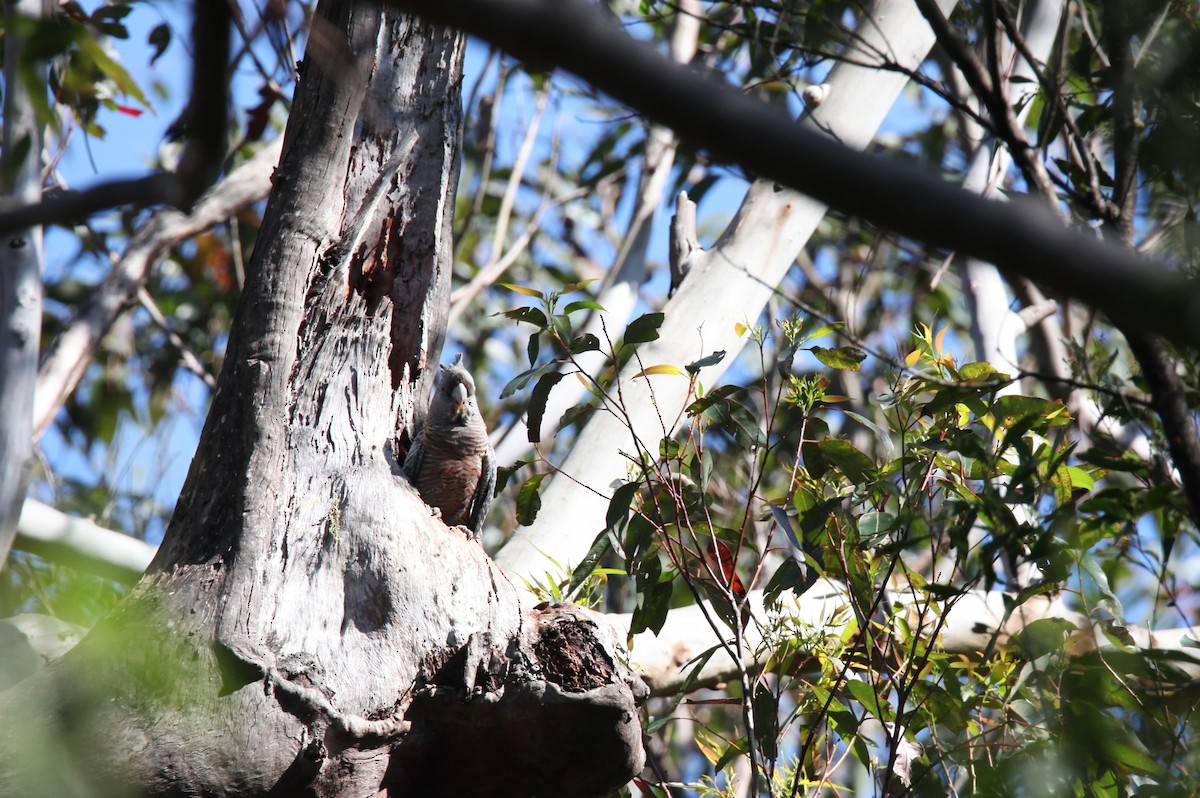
2,0,1200,795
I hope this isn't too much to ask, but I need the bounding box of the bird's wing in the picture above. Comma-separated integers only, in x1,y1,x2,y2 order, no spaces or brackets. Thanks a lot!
402,432,425,483
467,442,497,538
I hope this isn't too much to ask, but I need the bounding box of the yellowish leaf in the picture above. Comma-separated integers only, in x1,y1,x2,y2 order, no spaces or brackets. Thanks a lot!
694,728,723,766
498,282,545,298
935,324,951,354
633,364,687,379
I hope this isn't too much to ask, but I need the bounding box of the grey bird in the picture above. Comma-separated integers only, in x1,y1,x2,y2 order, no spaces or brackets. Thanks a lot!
403,355,496,540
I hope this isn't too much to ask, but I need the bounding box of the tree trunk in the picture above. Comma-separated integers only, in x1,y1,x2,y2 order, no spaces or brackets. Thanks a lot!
0,0,45,567
0,4,644,796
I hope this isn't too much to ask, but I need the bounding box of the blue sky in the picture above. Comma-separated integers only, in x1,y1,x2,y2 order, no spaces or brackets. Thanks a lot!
31,1,949,544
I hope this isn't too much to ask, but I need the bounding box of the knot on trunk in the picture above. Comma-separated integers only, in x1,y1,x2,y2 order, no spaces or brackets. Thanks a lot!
392,603,648,797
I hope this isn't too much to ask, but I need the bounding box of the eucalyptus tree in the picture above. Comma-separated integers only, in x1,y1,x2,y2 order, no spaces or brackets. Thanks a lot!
1,0,1199,795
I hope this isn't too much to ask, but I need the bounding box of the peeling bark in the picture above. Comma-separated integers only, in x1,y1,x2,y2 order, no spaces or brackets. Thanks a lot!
393,604,646,797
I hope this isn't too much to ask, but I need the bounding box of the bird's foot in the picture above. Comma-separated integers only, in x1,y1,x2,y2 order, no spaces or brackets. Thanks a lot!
452,524,479,542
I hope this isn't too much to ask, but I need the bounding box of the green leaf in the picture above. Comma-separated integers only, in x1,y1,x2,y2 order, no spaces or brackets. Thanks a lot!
764,556,810,607
516,474,546,526
551,313,573,342
562,299,605,315
685,449,713,495
76,34,151,108
527,372,565,443
623,312,665,345
606,481,641,539
817,439,874,484
752,683,779,760
708,397,767,448
631,569,672,636
857,511,895,545
769,503,799,554
846,679,893,721
685,350,726,374
1099,619,1137,651
842,410,895,460
958,361,1000,382
686,384,746,416
714,735,750,773
1050,463,1073,506
991,395,1071,432
526,330,540,367
91,5,133,22
499,306,548,328
678,647,720,695
500,363,550,399
624,515,656,571
1072,704,1164,777
566,528,614,599
494,460,529,493
557,400,595,434
809,345,866,371
560,278,598,294
643,715,672,736
1079,555,1124,620
1010,617,1075,660
567,333,600,354
1102,734,1164,777
909,680,969,734
796,491,840,536
796,320,843,346
1065,464,1095,492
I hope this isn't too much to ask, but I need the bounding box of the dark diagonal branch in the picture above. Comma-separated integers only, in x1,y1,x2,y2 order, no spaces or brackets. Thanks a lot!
1125,332,1200,554
384,0,1200,349
1097,0,1200,543
0,174,181,235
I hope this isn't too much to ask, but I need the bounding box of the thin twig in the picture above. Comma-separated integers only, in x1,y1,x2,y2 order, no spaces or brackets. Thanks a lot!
136,288,217,389
913,0,1058,207
34,137,282,437
993,1,1111,220
385,0,1200,349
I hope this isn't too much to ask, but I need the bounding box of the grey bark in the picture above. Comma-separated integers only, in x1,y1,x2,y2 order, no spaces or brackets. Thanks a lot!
0,3,644,796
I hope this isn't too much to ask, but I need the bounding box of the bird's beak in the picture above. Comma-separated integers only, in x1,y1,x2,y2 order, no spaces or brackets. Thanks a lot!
452,382,468,412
